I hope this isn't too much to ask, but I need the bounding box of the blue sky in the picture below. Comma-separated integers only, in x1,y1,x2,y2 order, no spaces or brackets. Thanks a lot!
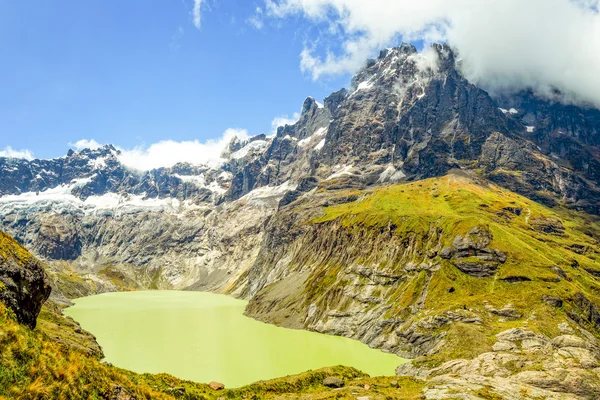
0,0,350,160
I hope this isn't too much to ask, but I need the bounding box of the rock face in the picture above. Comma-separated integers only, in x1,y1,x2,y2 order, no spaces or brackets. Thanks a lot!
0,231,51,329
104,385,136,400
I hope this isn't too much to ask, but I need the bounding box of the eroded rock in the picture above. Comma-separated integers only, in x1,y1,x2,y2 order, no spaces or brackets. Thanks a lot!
443,227,507,277
0,232,52,329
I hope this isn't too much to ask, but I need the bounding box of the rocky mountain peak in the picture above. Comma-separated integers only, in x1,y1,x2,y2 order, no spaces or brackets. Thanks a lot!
350,43,455,95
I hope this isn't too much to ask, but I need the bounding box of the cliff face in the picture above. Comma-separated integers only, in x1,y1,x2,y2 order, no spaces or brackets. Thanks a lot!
0,231,51,329
240,173,600,398
243,173,600,349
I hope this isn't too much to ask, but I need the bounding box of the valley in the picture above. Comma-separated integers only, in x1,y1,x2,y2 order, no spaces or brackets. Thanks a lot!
2,43,600,399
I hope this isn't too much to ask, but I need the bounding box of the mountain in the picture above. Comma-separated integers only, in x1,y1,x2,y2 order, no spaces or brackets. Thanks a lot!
1,43,600,399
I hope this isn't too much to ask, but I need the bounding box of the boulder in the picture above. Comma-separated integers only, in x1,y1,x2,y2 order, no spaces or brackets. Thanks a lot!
209,381,225,390
542,296,563,308
104,385,136,400
322,376,345,388
490,305,522,320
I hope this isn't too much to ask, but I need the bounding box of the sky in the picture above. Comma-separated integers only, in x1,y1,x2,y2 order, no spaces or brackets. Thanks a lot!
1,0,600,170
0,0,348,162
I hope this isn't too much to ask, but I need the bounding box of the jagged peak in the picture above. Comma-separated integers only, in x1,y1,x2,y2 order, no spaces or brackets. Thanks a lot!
67,144,120,161
351,43,457,91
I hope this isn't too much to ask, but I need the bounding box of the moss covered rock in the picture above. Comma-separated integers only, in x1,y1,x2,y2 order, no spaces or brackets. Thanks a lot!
0,231,51,329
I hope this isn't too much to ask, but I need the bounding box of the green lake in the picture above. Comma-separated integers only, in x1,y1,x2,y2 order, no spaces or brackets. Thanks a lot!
64,291,406,388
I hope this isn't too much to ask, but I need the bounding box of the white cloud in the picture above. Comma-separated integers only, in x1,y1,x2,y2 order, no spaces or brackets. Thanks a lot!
271,112,301,134
193,0,203,29
265,0,600,107
0,146,34,160
248,7,265,29
69,139,103,151
116,128,249,171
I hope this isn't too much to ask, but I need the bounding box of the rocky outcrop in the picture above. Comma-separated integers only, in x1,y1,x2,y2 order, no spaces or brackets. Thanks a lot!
0,231,51,329
322,377,344,388
439,227,507,277
398,326,600,399
569,292,600,335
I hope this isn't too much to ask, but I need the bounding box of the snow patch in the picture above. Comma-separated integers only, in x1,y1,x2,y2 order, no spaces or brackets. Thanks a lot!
174,174,206,185
218,171,233,181
230,140,267,160
206,181,227,195
241,181,297,204
378,166,407,183
326,165,354,180
85,193,181,213
357,80,374,91
298,126,328,148
71,176,95,187
314,139,326,151
350,78,375,97
0,176,217,216
89,157,108,170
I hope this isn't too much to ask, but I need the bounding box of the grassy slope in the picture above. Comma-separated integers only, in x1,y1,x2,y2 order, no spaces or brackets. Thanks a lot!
0,231,37,267
0,302,426,400
311,173,600,366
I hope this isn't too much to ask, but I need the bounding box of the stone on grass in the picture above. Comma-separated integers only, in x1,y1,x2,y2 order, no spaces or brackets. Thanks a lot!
323,376,345,388
209,381,225,390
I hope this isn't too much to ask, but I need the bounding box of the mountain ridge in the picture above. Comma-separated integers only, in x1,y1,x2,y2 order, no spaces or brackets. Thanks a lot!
2,44,599,214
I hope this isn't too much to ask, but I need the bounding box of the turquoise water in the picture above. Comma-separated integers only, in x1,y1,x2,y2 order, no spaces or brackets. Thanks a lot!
64,291,406,388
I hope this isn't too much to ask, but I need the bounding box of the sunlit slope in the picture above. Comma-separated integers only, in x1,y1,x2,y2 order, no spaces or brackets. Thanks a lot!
315,173,600,278
293,173,600,364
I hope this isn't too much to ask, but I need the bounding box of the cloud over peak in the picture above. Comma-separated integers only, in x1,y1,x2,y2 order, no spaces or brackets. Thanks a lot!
69,139,103,151
0,146,34,160
271,112,301,134
71,129,249,171
265,0,600,107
